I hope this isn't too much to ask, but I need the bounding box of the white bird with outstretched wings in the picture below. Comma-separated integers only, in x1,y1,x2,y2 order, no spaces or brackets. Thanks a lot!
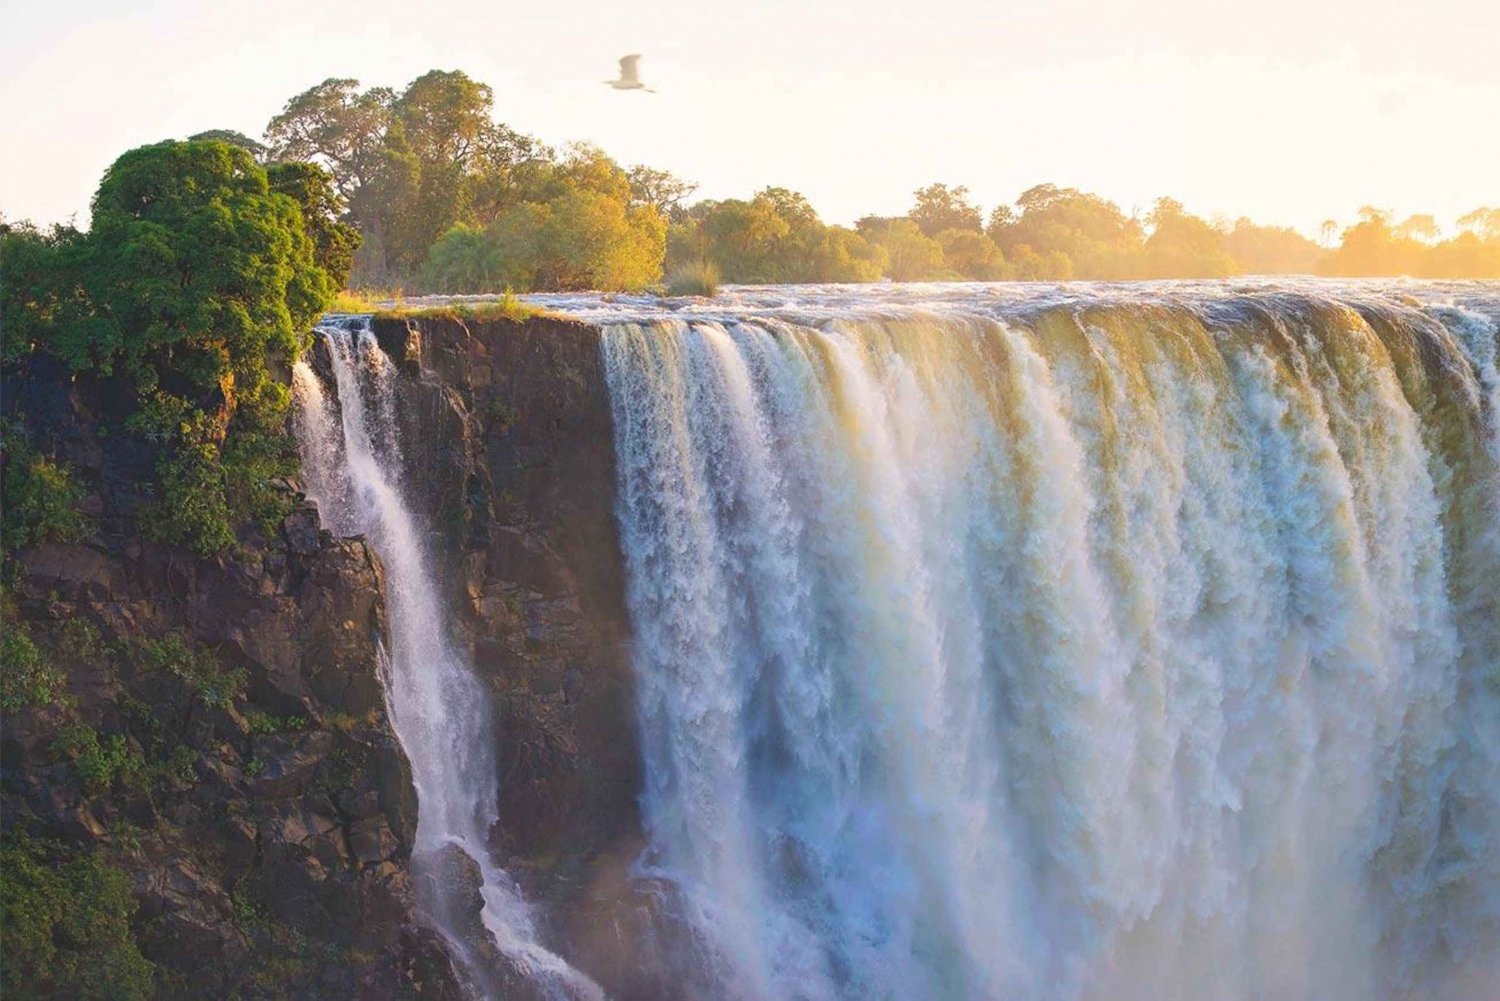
606,54,655,92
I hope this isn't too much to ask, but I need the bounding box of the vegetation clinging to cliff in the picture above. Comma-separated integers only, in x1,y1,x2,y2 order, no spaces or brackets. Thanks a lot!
1,140,342,555
0,830,156,1000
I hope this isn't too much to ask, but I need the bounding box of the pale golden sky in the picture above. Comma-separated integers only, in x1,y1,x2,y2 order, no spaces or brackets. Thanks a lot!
2,0,1495,235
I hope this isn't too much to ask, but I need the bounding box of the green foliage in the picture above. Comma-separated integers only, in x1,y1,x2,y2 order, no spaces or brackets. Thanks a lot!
1223,217,1323,275
267,71,553,285
5,140,333,557
188,129,269,160
0,222,88,364
52,141,328,391
58,617,108,662
1143,197,1240,278
377,292,544,324
245,711,308,735
1,624,67,711
666,259,721,297
420,147,666,293
267,161,361,290
126,378,298,556
130,634,244,709
863,219,947,281
628,165,698,222
935,228,1006,280
671,188,883,284
988,183,1145,279
909,183,983,237
1,424,90,556
0,830,156,1000
260,69,1500,285
52,724,140,788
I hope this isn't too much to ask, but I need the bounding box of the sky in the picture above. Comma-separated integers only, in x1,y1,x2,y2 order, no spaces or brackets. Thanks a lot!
2,0,1496,237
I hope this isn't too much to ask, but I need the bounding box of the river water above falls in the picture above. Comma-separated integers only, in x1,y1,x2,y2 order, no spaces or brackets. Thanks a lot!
306,280,1500,1000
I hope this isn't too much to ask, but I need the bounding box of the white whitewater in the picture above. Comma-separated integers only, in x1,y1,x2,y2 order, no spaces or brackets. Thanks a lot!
291,319,602,1000
600,285,1500,1000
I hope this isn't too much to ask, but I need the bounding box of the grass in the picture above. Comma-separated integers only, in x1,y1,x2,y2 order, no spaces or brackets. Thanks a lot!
373,290,548,324
665,260,721,297
327,288,404,313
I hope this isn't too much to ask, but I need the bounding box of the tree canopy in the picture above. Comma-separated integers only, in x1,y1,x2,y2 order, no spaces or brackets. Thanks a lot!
2,139,339,555
253,69,1500,290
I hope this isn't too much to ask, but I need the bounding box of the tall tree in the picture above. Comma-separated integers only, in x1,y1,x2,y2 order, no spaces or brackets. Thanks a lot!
264,78,395,202
628,166,698,222
909,183,983,237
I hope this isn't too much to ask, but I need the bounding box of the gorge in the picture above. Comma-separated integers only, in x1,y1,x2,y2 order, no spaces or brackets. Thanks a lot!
5,280,1498,1000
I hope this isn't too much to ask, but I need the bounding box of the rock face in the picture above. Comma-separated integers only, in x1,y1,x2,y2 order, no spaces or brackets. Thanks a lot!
2,359,464,997
365,314,653,995
4,313,659,999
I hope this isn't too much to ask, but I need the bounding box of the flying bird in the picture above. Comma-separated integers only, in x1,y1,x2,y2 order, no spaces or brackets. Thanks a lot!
606,54,655,93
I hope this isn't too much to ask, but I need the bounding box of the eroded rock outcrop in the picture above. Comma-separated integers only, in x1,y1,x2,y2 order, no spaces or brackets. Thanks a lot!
364,313,653,996
1,361,464,998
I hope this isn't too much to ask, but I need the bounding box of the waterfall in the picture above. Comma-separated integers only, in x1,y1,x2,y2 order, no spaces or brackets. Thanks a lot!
601,289,1500,1000
291,318,602,1001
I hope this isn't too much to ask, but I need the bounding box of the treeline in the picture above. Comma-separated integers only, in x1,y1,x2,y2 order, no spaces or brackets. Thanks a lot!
239,69,1500,290
666,185,1500,286
13,69,1500,294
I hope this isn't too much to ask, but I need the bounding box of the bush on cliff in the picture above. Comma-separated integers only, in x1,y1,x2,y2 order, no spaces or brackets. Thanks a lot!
1,140,339,555
0,423,90,558
0,830,156,1000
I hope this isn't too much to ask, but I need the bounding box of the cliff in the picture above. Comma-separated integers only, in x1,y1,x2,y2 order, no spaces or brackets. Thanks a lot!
2,357,464,997
3,311,668,999
362,313,662,996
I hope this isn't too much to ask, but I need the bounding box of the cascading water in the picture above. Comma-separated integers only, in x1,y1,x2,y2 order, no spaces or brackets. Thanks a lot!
598,283,1500,1001
291,318,602,1000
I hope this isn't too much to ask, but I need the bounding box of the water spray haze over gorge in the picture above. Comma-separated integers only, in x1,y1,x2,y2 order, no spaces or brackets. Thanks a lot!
272,280,1500,1000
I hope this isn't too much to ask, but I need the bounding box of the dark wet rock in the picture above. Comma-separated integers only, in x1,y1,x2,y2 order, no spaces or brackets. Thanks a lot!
5,311,670,998
250,731,334,798
1,360,464,999
367,313,668,996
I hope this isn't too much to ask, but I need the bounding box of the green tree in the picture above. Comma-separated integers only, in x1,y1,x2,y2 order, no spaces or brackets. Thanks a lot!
61,141,329,395
628,165,699,222
264,78,395,203
866,219,946,280
1456,207,1500,240
909,183,983,237
267,161,361,289
0,222,87,364
10,140,334,554
1143,197,1239,278
1397,214,1440,243
988,184,1143,278
422,147,666,293
1321,207,1425,276
188,129,268,160
420,223,502,292
673,188,885,284
935,228,1006,279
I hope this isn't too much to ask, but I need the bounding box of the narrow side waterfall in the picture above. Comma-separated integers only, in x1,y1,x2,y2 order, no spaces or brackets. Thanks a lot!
291,319,602,1000
601,292,1500,1001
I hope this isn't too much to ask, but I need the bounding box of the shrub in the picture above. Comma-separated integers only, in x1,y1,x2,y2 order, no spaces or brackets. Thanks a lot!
130,634,244,709
666,260,720,297
0,830,156,1000
0,424,90,557
51,724,141,789
1,626,66,712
